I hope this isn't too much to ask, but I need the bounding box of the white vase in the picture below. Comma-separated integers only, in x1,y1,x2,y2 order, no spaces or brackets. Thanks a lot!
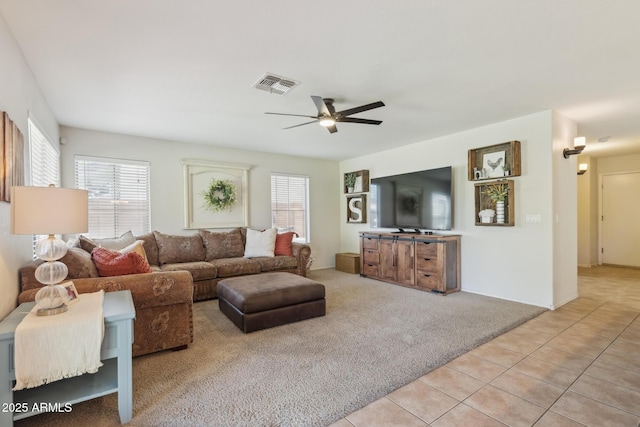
496,201,505,224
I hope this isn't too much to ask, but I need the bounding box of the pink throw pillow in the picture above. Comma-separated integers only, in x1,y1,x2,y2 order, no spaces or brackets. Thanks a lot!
274,232,298,256
91,247,152,277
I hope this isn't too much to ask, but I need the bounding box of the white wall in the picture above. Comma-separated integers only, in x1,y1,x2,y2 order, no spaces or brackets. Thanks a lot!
597,152,640,173
0,13,59,319
551,111,578,307
340,111,578,308
59,127,341,270
577,155,598,267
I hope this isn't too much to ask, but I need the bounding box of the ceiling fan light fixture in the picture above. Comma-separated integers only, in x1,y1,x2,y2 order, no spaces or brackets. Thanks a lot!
318,117,336,127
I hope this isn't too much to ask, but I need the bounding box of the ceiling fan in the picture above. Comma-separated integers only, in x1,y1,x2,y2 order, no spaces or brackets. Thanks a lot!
265,95,385,134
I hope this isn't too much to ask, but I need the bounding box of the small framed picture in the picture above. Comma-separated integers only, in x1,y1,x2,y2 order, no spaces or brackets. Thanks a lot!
63,282,79,305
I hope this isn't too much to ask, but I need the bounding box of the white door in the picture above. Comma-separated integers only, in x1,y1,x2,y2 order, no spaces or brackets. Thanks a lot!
601,172,640,267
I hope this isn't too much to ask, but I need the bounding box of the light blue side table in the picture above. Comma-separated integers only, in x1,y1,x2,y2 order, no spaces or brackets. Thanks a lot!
0,290,136,425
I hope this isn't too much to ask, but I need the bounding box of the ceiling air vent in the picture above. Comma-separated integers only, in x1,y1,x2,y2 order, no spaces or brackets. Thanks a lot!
253,73,300,95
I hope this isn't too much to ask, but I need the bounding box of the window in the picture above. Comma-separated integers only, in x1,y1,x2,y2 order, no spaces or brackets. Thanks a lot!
28,118,60,257
75,156,150,238
29,119,59,188
271,173,309,243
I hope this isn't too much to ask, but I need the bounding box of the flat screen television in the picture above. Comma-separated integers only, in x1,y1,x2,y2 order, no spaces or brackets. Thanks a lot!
370,166,453,232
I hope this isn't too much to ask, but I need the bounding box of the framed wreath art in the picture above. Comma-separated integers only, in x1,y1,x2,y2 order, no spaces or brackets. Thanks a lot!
182,159,250,229
202,179,237,212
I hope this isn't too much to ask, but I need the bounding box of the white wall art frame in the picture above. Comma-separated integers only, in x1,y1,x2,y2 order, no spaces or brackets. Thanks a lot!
182,159,250,229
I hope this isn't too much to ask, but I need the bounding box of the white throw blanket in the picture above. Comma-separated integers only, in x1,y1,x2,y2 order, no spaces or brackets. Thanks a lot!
13,290,105,391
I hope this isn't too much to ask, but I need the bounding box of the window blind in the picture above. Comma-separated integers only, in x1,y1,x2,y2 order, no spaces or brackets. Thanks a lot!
271,173,309,242
75,156,150,239
28,119,60,257
29,119,59,188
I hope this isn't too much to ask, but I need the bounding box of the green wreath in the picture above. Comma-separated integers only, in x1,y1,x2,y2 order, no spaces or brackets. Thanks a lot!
202,179,237,212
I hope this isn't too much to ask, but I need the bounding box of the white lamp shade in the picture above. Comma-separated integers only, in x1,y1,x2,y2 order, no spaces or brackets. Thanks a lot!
10,186,89,235
579,163,588,172
573,136,586,148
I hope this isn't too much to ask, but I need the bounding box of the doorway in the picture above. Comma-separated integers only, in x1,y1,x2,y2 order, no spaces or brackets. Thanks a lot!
600,171,640,267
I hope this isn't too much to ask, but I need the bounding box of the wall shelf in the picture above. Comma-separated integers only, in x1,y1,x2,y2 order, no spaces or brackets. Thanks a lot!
346,194,367,223
344,170,369,194
468,141,521,181
474,179,515,226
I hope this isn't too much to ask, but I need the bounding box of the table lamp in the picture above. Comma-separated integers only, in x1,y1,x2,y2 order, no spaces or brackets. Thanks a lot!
11,185,89,316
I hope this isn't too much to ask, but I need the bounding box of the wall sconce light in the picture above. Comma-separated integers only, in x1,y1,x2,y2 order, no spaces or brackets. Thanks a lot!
577,163,588,175
563,137,586,158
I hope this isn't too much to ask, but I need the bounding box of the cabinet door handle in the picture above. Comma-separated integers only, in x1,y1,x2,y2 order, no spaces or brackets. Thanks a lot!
423,257,431,261
423,273,432,277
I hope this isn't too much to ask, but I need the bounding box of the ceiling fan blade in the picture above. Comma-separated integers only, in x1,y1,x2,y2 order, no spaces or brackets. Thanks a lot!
311,95,332,116
335,101,385,118
337,117,383,125
327,124,338,134
265,112,317,119
282,120,318,130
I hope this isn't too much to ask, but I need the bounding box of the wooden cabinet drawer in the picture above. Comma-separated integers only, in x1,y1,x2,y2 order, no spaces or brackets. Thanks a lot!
362,263,380,277
416,256,442,273
416,271,443,290
362,236,379,250
415,241,439,258
363,250,380,264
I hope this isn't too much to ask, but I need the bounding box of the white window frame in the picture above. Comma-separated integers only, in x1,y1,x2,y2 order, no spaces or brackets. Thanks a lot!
270,173,310,243
75,155,151,239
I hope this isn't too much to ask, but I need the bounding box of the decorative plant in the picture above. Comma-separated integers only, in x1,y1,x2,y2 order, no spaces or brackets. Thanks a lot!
345,172,357,189
202,179,237,212
481,182,509,203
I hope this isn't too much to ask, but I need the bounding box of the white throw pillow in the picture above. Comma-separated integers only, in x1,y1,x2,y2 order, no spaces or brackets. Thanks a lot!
94,231,136,250
244,228,277,258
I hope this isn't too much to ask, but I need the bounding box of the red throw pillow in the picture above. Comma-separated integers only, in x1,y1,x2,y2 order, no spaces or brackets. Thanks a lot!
91,247,152,277
274,232,298,256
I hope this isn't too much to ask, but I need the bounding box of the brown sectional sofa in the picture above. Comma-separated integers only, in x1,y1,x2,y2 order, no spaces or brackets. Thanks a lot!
18,227,312,357
148,228,312,301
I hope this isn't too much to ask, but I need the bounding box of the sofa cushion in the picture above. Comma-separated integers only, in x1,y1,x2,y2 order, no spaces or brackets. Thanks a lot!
79,231,136,253
61,247,100,279
153,231,205,264
120,240,149,262
199,228,244,261
240,227,248,247
91,247,153,277
244,228,277,258
208,258,261,277
253,256,298,272
160,261,217,281
274,232,298,256
135,232,159,266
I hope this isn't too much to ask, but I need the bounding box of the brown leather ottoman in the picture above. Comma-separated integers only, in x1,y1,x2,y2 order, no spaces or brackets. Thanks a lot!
217,272,326,333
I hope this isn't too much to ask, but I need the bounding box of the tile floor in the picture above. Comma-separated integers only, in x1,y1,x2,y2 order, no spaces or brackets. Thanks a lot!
330,266,640,427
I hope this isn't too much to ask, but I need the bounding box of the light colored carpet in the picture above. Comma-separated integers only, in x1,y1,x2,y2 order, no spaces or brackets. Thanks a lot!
16,269,546,427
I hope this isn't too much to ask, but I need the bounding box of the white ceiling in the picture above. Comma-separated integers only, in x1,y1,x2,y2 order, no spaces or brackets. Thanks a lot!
1,0,640,161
